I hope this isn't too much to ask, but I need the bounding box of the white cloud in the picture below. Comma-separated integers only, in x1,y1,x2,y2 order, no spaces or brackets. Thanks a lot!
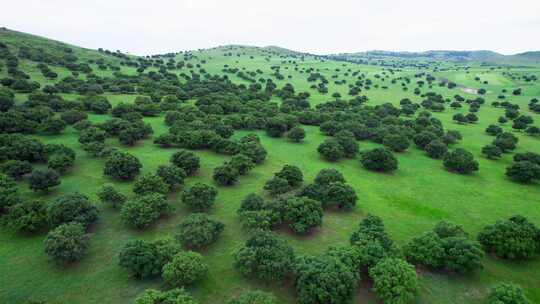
2,0,539,55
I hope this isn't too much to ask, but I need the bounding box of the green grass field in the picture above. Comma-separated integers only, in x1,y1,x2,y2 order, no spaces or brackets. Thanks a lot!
1,29,540,304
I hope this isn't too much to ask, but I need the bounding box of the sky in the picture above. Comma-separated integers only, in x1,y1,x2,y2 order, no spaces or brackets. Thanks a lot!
2,0,540,56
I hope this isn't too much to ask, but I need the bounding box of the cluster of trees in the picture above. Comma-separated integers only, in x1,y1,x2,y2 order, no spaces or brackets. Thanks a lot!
505,152,540,183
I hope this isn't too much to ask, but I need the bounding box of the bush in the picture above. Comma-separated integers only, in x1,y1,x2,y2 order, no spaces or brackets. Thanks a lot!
442,236,484,273
181,183,217,211
176,213,224,249
275,164,303,187
369,258,418,304
294,255,359,304
487,283,530,304
118,239,180,278
482,144,503,159
156,165,186,190
5,200,47,232
335,130,359,157
228,154,254,175
239,141,267,164
287,127,306,142
404,231,446,268
234,231,294,283
47,154,74,174
213,164,240,186
506,161,540,183
360,148,398,172
443,149,479,174
0,173,21,213
134,288,197,304
314,168,345,185
120,193,171,229
324,182,357,210
263,176,291,195
282,197,323,234
383,134,410,152
162,251,208,286
97,185,126,209
103,151,142,181
133,173,169,195
317,139,345,161
0,160,32,180
425,140,447,159
413,131,438,149
227,290,276,304
170,150,200,176
28,169,61,192
477,215,539,259
47,192,98,228
44,223,89,264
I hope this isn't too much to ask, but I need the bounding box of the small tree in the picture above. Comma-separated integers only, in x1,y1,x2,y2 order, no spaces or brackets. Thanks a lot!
156,165,186,190
314,168,345,185
228,154,254,175
369,258,418,304
47,192,98,228
44,223,89,264
360,148,398,172
482,144,502,159
404,231,445,268
425,140,448,159
443,149,479,174
170,150,200,176
28,169,61,192
505,161,540,183
97,185,126,209
227,290,276,304
213,164,240,186
0,160,32,180
119,239,180,278
133,173,169,195
181,183,217,211
0,173,21,213
162,251,208,286
317,139,345,161
5,200,47,233
283,197,323,234
275,164,303,187
134,288,197,304
324,182,357,210
287,127,306,142
383,134,410,152
120,193,171,229
488,283,530,304
263,176,291,195
176,213,225,249
442,237,484,273
335,130,359,157
103,151,142,181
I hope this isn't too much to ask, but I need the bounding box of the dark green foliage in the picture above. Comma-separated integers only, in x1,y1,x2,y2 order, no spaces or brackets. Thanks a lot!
5,200,47,233
60,110,87,125
486,124,503,136
103,151,142,181
287,127,306,142
227,290,277,304
294,254,359,304
44,223,89,264
350,214,394,252
314,168,345,185
47,153,74,174
487,283,530,304
39,117,66,135
0,173,21,213
323,182,357,210
369,258,418,304
234,231,294,283
317,139,345,161
505,161,540,183
134,288,197,304
433,220,468,238
263,176,291,195
239,140,267,164
360,148,398,172
118,239,181,278
176,213,225,249
442,236,484,273
170,150,200,176
383,133,410,152
478,215,540,259
28,169,61,192
493,132,519,152
162,251,208,286
282,197,323,234
482,144,503,159
156,165,186,190
228,154,254,175
413,131,438,149
133,173,169,195
404,231,446,268
120,193,171,229
425,139,448,159
443,148,479,174
181,183,217,211
0,160,32,180
335,130,359,157
79,126,107,144
213,164,240,186
0,87,15,112
275,164,303,187
97,184,126,209
47,192,98,228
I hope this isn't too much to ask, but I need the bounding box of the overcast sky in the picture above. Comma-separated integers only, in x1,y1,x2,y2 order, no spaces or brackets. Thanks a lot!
2,0,540,56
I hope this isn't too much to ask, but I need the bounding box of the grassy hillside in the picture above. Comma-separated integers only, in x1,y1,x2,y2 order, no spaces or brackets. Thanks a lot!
1,29,540,304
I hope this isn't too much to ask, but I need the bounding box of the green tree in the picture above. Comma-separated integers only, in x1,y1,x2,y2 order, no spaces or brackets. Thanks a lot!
162,251,208,286
181,183,217,211
103,151,142,181
170,150,200,176
44,223,89,264
369,258,418,304
176,213,225,249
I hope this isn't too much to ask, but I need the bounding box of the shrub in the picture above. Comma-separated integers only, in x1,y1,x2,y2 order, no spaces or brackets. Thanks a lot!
323,182,357,210
0,173,21,212
317,139,345,161
234,231,294,282
156,165,186,190
103,151,142,181
505,161,540,183
482,144,503,159
369,258,418,304
425,140,447,159
228,154,255,175
5,200,47,233
213,164,239,186
181,183,217,211
0,160,32,180
118,239,180,278
227,290,276,304
477,215,539,259
44,223,89,264
403,231,446,268
335,130,359,157
133,173,169,195
170,150,200,176
314,168,345,185
97,185,126,209
360,148,398,172
383,134,410,152
443,149,479,174
176,213,224,249
287,127,306,142
275,164,303,187
487,283,530,304
263,176,291,195
442,236,484,273
282,197,323,234
28,169,61,192
134,288,197,304
47,192,98,228
120,193,171,229
162,251,208,286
